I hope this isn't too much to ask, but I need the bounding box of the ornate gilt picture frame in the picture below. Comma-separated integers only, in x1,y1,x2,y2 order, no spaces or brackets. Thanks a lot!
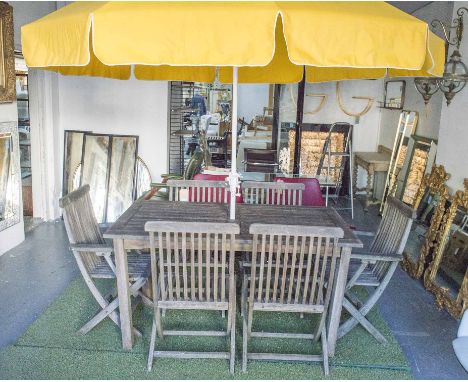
0,2,15,103
424,179,468,318
401,165,450,279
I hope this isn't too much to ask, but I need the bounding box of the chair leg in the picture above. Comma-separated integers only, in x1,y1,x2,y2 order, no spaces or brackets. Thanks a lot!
79,277,146,335
147,318,157,371
321,325,329,376
242,308,248,372
339,298,387,344
338,263,398,342
79,296,120,335
229,294,236,374
345,289,363,309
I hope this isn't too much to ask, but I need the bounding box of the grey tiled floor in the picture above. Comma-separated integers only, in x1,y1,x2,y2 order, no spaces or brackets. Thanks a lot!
0,201,466,379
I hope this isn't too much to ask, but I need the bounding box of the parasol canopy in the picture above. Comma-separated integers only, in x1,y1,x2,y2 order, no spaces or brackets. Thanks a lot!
21,1,446,220
22,1,445,83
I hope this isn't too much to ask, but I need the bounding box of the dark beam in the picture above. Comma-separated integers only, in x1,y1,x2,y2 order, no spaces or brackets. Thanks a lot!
293,68,306,175
271,84,281,151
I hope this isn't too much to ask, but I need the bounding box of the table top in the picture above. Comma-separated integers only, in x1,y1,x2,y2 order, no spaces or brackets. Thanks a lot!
104,200,362,248
354,151,391,164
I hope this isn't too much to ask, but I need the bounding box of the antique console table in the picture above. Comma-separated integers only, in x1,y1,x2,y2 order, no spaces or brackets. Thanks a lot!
353,145,391,210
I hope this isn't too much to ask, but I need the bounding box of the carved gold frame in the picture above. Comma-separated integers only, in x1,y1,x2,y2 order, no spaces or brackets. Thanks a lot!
401,165,450,279
423,179,468,319
0,2,15,103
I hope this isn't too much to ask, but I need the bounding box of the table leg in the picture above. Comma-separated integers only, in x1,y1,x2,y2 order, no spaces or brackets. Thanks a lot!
364,165,374,211
352,158,358,199
327,247,351,357
113,238,134,350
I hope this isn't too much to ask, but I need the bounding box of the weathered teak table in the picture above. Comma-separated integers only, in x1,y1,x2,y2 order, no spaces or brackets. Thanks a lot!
104,200,362,356
353,146,391,210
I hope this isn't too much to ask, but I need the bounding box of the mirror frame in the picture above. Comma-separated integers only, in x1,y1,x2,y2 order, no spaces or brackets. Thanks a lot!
401,165,450,279
380,110,418,212
424,179,468,318
0,2,15,104
383,80,406,110
0,121,20,231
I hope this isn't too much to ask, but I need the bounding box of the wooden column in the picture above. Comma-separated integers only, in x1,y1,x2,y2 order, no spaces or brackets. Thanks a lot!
293,69,306,175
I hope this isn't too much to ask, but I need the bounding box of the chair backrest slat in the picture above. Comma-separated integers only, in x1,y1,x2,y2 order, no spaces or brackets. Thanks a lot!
167,179,229,203
370,196,416,280
242,181,305,206
59,185,105,273
248,224,343,310
145,221,239,304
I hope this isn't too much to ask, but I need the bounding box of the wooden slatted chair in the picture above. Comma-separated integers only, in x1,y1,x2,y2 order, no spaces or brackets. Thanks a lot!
242,181,305,206
241,223,344,375
166,179,230,203
59,185,151,335
338,196,416,343
145,221,239,373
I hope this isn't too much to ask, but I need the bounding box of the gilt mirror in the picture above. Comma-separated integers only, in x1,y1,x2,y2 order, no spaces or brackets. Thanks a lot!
0,122,20,231
402,165,450,279
397,135,438,205
424,180,468,318
0,2,15,103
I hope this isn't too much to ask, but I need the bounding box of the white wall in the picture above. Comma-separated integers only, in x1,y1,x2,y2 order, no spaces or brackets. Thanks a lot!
238,84,270,123
378,2,453,149
11,2,57,51
436,2,468,192
0,1,57,255
279,80,383,153
57,75,169,183
0,102,24,255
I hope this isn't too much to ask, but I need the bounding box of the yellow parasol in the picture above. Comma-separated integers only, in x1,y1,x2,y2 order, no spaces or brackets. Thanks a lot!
21,1,445,218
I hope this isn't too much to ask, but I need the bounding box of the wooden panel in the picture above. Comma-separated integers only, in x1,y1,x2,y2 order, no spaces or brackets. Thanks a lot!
104,200,362,248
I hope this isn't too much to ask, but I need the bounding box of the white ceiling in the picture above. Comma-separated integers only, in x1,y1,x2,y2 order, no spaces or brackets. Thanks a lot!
388,1,434,14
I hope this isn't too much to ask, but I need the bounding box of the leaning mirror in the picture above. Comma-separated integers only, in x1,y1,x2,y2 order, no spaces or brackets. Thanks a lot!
0,122,20,231
383,80,406,109
106,136,138,222
402,165,450,279
80,134,110,223
134,157,152,199
424,180,468,318
62,130,87,196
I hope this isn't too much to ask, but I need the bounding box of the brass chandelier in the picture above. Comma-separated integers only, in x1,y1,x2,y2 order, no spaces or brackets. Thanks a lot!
415,6,468,106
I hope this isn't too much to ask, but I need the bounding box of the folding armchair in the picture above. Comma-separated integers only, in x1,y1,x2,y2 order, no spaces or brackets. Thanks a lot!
166,179,230,203
338,196,416,343
145,221,239,373
241,223,344,375
242,181,305,206
145,151,204,200
59,185,151,335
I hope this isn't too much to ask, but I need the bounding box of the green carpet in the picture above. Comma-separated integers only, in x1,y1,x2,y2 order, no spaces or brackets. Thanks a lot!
0,278,411,379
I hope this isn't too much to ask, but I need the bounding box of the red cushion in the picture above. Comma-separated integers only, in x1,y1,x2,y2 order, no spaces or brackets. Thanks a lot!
274,177,325,207
191,173,243,203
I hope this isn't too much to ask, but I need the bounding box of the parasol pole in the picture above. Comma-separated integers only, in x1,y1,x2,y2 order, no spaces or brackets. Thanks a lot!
229,67,239,220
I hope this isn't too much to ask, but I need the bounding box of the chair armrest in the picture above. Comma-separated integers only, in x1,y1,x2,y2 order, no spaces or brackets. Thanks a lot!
98,223,112,235
350,251,402,262
150,182,169,189
353,230,376,237
70,244,114,254
160,174,183,180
